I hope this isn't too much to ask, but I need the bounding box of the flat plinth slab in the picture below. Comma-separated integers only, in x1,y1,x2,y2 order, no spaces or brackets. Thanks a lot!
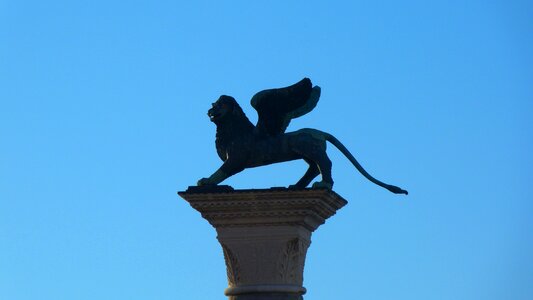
178,186,348,231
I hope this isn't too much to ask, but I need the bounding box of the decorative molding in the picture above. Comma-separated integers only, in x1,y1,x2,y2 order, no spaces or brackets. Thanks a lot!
179,188,347,231
221,244,241,286
277,238,309,284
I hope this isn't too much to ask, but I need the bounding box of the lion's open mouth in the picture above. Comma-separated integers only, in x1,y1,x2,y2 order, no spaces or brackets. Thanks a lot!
208,111,221,121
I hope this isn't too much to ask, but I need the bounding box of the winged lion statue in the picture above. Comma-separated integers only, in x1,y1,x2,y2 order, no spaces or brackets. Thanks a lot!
197,78,408,194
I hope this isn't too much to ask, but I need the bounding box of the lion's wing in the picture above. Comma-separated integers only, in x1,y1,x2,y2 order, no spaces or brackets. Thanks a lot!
250,78,321,136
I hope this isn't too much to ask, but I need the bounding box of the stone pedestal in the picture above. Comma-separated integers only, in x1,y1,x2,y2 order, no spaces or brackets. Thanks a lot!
178,187,348,300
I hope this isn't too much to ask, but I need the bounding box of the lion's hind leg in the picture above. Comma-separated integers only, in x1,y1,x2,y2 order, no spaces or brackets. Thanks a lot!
310,153,333,190
289,159,320,189
290,134,334,189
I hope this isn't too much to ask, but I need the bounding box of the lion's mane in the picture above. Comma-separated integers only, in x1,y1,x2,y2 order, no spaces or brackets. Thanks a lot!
214,96,255,161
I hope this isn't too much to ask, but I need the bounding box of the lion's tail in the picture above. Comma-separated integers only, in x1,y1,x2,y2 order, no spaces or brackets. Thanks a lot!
324,132,408,195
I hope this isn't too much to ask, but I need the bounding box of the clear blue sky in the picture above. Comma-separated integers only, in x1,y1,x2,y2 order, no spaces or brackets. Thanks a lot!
1,1,531,299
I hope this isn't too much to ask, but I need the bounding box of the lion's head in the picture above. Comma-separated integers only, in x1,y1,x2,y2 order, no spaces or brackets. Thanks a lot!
208,95,247,123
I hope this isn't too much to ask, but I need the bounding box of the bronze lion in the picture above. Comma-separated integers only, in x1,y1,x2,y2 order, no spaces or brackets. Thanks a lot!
197,78,407,194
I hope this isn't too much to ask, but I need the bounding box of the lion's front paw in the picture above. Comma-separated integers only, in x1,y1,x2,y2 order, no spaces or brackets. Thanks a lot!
197,177,216,186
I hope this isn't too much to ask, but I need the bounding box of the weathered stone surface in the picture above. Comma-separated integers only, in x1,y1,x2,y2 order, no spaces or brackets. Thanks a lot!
178,188,347,299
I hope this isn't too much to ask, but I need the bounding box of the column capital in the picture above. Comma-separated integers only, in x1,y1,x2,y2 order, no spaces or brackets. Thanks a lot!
179,187,348,300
